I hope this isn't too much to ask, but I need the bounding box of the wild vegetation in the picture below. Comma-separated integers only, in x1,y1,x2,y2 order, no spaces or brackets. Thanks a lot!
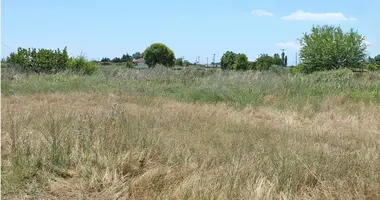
1,25,380,199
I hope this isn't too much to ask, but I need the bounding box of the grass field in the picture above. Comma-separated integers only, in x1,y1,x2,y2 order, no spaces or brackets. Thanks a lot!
1,66,380,199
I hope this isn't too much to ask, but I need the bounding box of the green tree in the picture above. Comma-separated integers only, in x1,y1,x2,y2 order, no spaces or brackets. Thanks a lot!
273,53,282,66
8,47,69,74
220,51,236,70
132,52,142,60
284,55,288,67
256,54,275,71
112,57,122,63
175,58,183,66
183,60,191,67
101,57,111,62
374,55,380,65
233,53,249,70
299,25,367,73
121,53,133,62
249,61,257,70
143,43,175,68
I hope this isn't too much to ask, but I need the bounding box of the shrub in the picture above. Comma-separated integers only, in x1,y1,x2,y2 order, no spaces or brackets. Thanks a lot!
183,60,191,67
175,58,183,66
221,51,236,70
290,64,304,73
249,61,257,70
256,54,277,71
126,61,135,68
7,47,69,74
68,56,98,75
299,25,367,73
364,63,380,71
233,53,249,70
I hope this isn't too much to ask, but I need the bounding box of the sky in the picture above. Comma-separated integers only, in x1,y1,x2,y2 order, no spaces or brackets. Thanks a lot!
1,0,379,66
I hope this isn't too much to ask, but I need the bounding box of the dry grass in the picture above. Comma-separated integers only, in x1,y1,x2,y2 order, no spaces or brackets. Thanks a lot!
1,92,380,199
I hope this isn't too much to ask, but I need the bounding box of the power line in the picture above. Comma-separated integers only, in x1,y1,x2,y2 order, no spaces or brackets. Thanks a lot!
1,41,16,52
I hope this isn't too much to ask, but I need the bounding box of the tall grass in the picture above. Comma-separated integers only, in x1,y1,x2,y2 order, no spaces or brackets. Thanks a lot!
2,66,380,111
1,66,380,199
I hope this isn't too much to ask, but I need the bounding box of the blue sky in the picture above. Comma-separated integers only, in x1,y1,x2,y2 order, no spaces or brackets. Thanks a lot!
1,0,379,66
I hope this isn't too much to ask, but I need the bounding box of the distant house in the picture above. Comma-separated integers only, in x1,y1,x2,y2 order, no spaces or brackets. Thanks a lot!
133,58,147,67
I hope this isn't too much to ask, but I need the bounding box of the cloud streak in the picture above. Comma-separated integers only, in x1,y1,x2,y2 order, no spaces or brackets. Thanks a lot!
252,10,273,17
281,10,357,22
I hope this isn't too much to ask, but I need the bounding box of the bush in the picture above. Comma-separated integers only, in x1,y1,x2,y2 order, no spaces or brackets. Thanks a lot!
249,62,257,70
365,63,380,71
233,53,249,70
126,61,135,68
299,25,367,73
221,51,236,70
7,47,69,74
68,56,98,75
290,64,304,73
175,58,183,66
183,60,191,67
256,54,277,71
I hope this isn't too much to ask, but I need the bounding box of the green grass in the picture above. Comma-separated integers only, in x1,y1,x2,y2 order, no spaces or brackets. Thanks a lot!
2,66,380,111
2,65,380,199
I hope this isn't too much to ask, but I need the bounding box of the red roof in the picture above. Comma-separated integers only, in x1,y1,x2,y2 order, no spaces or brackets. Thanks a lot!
134,58,144,62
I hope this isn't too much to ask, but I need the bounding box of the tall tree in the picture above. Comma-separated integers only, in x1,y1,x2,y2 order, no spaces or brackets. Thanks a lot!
121,53,133,62
299,25,367,73
374,55,380,65
281,52,285,66
220,51,236,70
132,52,142,60
284,55,288,67
143,43,175,68
272,53,282,66
233,53,249,70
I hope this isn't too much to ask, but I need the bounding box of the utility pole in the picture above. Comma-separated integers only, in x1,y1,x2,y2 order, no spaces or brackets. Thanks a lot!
198,56,200,65
280,49,285,67
295,52,298,66
206,57,208,67
213,53,216,67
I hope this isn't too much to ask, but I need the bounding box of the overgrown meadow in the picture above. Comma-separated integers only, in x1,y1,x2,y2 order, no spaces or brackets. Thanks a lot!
1,65,380,199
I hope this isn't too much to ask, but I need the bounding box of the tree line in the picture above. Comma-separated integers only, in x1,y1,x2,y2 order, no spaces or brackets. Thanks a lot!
3,25,380,74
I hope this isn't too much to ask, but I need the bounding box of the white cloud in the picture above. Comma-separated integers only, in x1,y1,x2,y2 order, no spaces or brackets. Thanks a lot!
281,10,357,22
276,41,301,49
252,10,273,17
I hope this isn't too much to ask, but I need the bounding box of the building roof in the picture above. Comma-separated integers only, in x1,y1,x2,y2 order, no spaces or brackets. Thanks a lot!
134,58,144,63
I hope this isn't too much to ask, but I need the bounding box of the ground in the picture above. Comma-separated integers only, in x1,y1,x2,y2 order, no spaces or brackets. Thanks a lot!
1,66,380,199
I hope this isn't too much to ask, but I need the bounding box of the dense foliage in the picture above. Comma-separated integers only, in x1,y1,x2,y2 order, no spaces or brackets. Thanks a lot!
3,25,379,74
220,51,237,70
299,25,367,73
7,47,69,74
233,53,249,70
175,58,183,66
68,55,99,75
256,54,281,71
143,43,175,68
